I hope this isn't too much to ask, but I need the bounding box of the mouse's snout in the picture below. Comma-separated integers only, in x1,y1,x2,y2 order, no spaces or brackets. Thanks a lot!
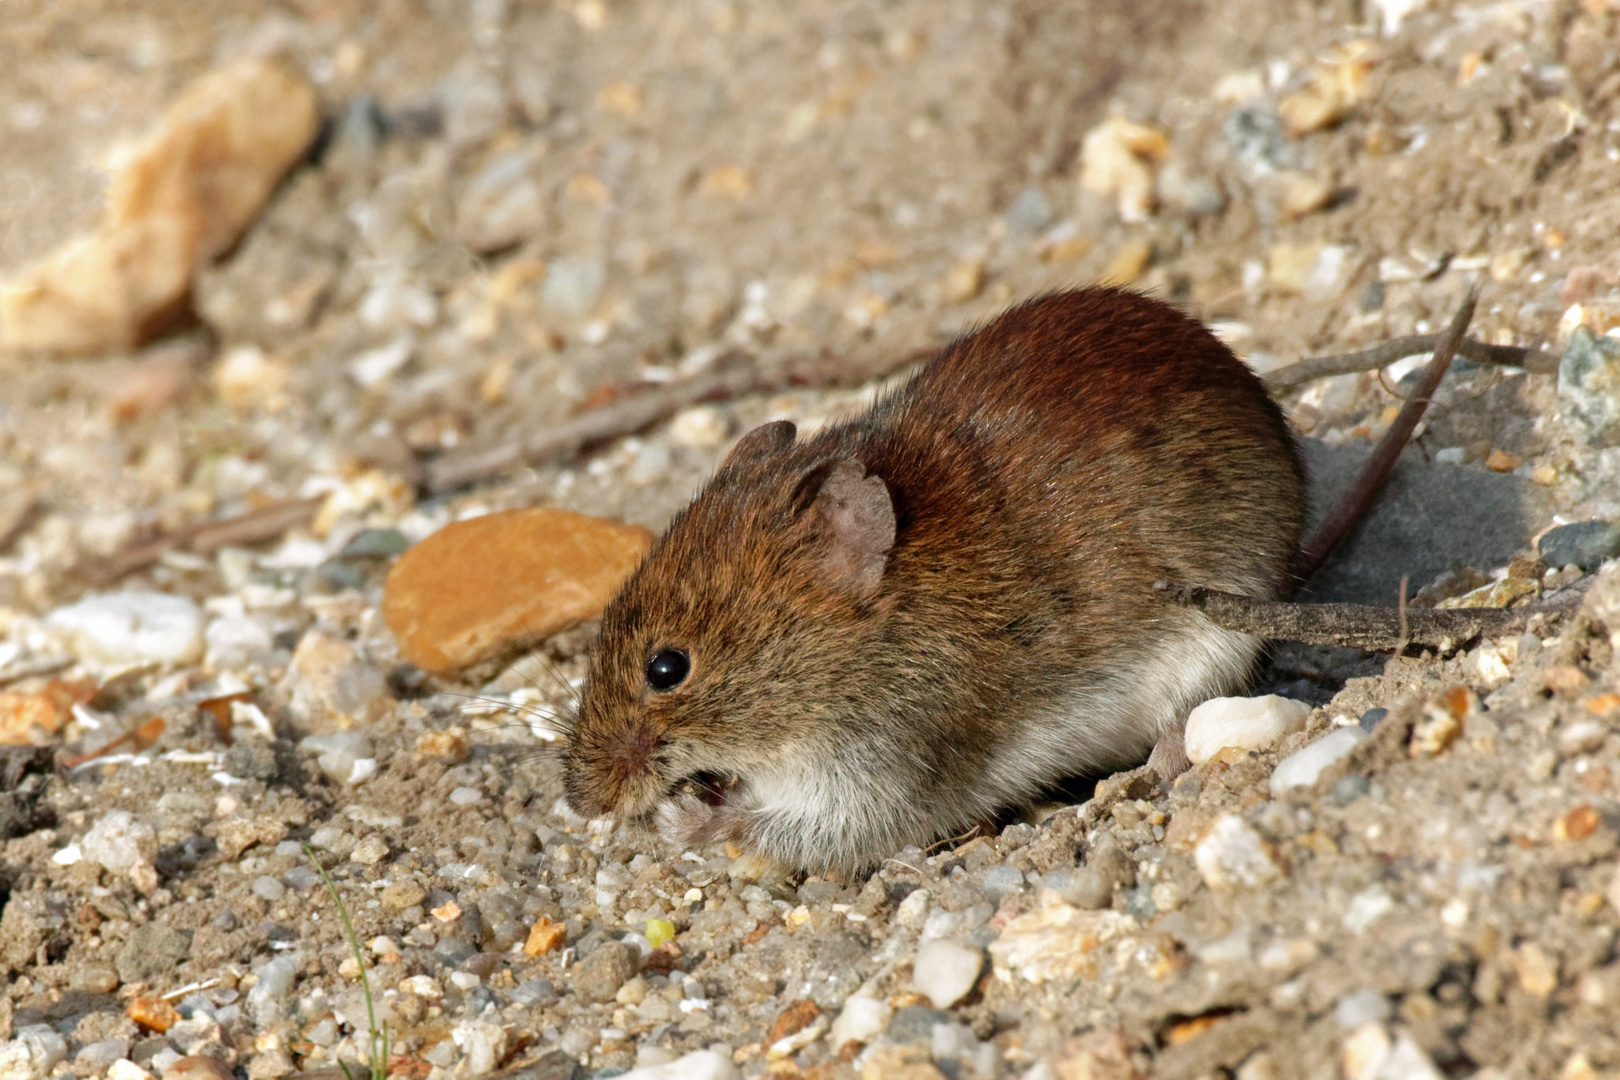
563,716,670,819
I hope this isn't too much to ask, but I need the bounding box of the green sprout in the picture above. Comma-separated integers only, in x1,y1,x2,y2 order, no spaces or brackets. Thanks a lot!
304,843,391,1080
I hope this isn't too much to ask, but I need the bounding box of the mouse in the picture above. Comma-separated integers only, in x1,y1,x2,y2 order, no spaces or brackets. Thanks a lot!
561,287,1307,873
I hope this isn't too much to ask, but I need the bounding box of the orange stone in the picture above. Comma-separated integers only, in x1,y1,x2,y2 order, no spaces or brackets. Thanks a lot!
524,916,567,956
1555,804,1601,842
127,995,181,1033
382,508,653,674
768,1000,822,1044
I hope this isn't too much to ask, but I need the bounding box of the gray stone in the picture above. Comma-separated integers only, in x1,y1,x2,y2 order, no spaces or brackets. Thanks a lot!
1560,327,1620,446
573,941,637,1003
1300,439,1552,604
887,1005,950,1045
115,924,193,984
1539,520,1620,572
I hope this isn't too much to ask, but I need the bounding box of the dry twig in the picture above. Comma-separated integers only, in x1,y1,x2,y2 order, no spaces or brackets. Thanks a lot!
1262,333,1557,392
78,495,326,586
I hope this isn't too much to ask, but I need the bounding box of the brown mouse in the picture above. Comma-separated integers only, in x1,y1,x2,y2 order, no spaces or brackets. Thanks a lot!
562,287,1307,873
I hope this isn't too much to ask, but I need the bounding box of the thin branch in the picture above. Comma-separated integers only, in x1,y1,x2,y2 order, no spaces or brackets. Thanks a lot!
1262,334,1558,392
1298,286,1478,581
1165,583,1585,652
76,495,326,587
424,346,939,494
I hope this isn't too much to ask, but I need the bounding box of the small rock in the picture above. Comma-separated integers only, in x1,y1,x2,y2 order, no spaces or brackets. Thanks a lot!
1277,42,1374,135
109,1060,156,1080
1077,117,1168,223
859,1045,946,1080
1041,867,1113,910
980,865,1025,902
286,632,391,731
83,810,159,876
1193,815,1280,891
912,939,983,1009
244,1050,294,1080
162,1056,236,1080
450,1019,508,1077
69,966,120,993
116,925,192,985
456,148,545,254
942,258,987,304
1540,520,1620,571
887,1005,951,1045
1342,886,1394,934
382,879,428,913
1560,327,1620,446
830,997,891,1049
1334,989,1391,1029
574,941,638,1003
0,59,320,354
382,508,652,674
47,592,204,667
613,1051,737,1080
127,996,180,1034
1277,171,1336,219
350,835,389,865
1268,242,1349,298
1269,727,1367,794
669,406,730,449
298,732,377,786
1184,695,1311,765
76,1039,133,1073
988,896,1135,985
0,1027,69,1080
1342,1027,1445,1080
1050,1031,1138,1080
246,954,300,1027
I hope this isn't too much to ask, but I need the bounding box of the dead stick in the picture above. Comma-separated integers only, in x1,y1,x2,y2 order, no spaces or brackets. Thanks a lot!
426,352,766,492
1297,286,1479,581
1166,585,1575,651
1262,333,1556,392
78,495,326,586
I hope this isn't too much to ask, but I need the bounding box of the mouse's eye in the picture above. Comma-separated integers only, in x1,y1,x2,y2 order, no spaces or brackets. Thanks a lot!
645,648,691,691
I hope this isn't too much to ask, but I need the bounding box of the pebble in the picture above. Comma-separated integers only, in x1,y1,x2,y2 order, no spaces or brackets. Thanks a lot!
0,58,319,354
1041,867,1113,910
611,1051,738,1080
1539,520,1620,572
382,508,653,674
450,1019,508,1076
298,733,377,786
1342,886,1395,934
286,631,392,731
912,939,984,1009
252,875,285,902
456,148,545,254
0,1028,68,1080
75,1039,132,1072
161,1057,235,1080
1183,695,1311,765
47,592,204,668
1269,727,1368,795
980,865,1025,902
574,941,639,1002
887,1005,952,1045
245,954,300,1027
109,1060,155,1080
1077,117,1167,223
669,406,730,449
831,997,891,1048
1334,989,1392,1029
82,810,158,876
1194,815,1280,891
988,897,1134,985
1341,1026,1444,1080
449,786,483,806
1560,327,1620,446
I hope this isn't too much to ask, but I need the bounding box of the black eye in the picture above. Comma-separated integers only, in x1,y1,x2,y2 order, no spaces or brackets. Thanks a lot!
645,648,690,691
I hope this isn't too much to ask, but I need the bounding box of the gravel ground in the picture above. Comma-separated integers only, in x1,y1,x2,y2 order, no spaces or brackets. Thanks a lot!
3,2,1620,1079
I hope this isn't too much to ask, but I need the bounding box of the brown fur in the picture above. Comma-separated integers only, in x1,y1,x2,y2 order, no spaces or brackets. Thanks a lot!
564,288,1306,871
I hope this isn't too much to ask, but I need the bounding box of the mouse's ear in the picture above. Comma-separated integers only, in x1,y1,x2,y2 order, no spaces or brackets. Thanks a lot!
807,458,895,597
722,420,797,470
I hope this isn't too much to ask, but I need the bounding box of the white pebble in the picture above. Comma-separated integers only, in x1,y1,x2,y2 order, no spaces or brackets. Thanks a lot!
1184,695,1311,765
1270,727,1368,794
449,786,483,806
611,1049,739,1080
46,591,204,667
895,888,931,929
669,406,730,448
108,1059,155,1080
246,954,301,1027
1194,815,1280,891
51,843,82,866
81,810,157,876
830,996,891,1048
911,938,984,1008
1343,885,1395,934
0,1027,69,1080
